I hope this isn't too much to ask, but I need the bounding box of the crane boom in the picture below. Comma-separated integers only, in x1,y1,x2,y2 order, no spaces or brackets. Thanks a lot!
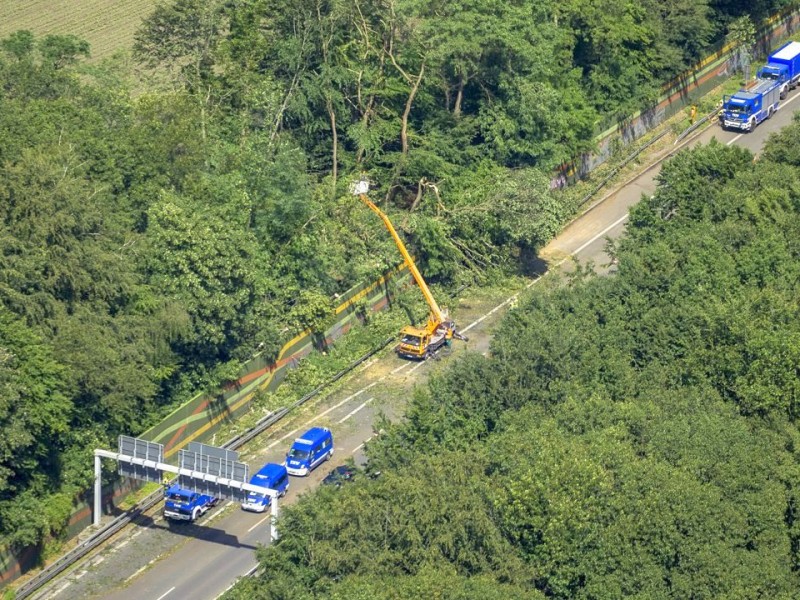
357,193,446,323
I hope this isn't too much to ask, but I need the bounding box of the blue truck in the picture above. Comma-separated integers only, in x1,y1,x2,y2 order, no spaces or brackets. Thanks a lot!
757,40,800,99
240,463,289,513
721,78,781,132
163,485,218,522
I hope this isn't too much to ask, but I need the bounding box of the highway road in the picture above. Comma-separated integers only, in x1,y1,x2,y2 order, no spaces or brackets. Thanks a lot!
38,95,800,600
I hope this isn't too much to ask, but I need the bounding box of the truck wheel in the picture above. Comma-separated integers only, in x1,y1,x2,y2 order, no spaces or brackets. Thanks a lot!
767,107,774,119
191,507,201,522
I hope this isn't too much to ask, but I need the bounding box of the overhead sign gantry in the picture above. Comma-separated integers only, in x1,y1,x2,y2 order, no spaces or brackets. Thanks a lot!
95,436,280,540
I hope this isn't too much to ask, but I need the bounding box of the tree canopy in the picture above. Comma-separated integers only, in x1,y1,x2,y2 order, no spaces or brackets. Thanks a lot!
225,123,800,599
0,0,795,556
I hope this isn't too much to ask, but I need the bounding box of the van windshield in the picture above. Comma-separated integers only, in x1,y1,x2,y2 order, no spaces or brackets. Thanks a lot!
288,448,310,460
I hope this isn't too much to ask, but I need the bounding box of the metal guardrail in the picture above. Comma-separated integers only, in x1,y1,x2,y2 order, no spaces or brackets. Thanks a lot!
674,106,722,145
577,105,722,211
576,128,671,209
15,336,395,600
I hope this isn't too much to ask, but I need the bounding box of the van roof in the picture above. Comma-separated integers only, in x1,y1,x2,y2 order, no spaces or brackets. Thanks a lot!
292,427,331,447
773,41,800,61
253,462,286,480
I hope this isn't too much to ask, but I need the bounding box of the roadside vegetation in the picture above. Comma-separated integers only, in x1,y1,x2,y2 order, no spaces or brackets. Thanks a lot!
0,0,794,566
226,125,800,600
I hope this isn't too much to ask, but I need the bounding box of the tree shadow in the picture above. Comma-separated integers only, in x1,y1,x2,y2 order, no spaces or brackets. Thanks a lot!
133,512,260,551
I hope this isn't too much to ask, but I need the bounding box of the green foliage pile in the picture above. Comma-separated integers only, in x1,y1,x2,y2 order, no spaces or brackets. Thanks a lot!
226,129,800,598
0,0,789,553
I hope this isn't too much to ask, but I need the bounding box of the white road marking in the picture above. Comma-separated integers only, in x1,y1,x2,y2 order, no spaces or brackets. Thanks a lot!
247,513,272,533
407,360,426,375
155,586,176,600
93,556,105,566
50,581,71,596
131,529,142,539
74,570,87,580
360,358,378,370
338,398,373,424
266,384,378,448
463,211,630,335
570,212,630,257
125,564,148,583
116,539,130,550
727,132,744,146
266,427,300,449
312,384,376,422
390,361,411,374
352,435,375,454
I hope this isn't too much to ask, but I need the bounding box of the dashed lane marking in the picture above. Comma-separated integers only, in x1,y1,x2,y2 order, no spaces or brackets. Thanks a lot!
352,436,374,454
247,513,272,533
266,384,378,449
390,361,411,374
155,586,176,600
338,398,373,424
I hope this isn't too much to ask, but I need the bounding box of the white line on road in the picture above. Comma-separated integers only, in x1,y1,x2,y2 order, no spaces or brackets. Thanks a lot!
570,212,630,257
247,513,272,533
727,132,744,146
390,361,411,374
116,539,130,550
125,564,148,583
338,398,373,424
155,586,176,600
407,360,426,375
312,383,376,422
352,435,374,454
463,210,631,336
131,529,142,539
49,581,71,597
73,570,87,580
266,426,300,449
266,384,378,449
360,357,379,370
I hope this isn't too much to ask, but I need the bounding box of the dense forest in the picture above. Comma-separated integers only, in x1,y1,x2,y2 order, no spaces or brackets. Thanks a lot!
226,124,800,599
0,0,793,555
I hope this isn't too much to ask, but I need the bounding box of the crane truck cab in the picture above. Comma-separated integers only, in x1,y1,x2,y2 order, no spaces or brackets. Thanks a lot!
397,318,455,359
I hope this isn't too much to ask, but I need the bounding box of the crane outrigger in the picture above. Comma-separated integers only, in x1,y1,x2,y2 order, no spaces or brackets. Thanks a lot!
351,179,467,359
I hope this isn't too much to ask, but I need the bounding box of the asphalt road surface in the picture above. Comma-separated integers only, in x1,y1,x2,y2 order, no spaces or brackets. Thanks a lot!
38,95,800,600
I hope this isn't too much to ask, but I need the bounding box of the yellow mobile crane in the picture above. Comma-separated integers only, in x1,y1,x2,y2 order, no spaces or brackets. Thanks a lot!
351,179,467,359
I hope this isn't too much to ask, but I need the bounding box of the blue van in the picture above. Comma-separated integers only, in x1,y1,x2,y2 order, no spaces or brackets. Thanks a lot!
285,427,334,476
241,462,290,513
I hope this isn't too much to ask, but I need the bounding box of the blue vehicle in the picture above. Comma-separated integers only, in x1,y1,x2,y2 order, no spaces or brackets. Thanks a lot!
241,462,289,513
721,79,781,132
163,485,218,522
757,41,800,99
285,427,334,476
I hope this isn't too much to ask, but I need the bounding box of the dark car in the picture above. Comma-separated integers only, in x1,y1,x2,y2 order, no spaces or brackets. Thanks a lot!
321,465,357,487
